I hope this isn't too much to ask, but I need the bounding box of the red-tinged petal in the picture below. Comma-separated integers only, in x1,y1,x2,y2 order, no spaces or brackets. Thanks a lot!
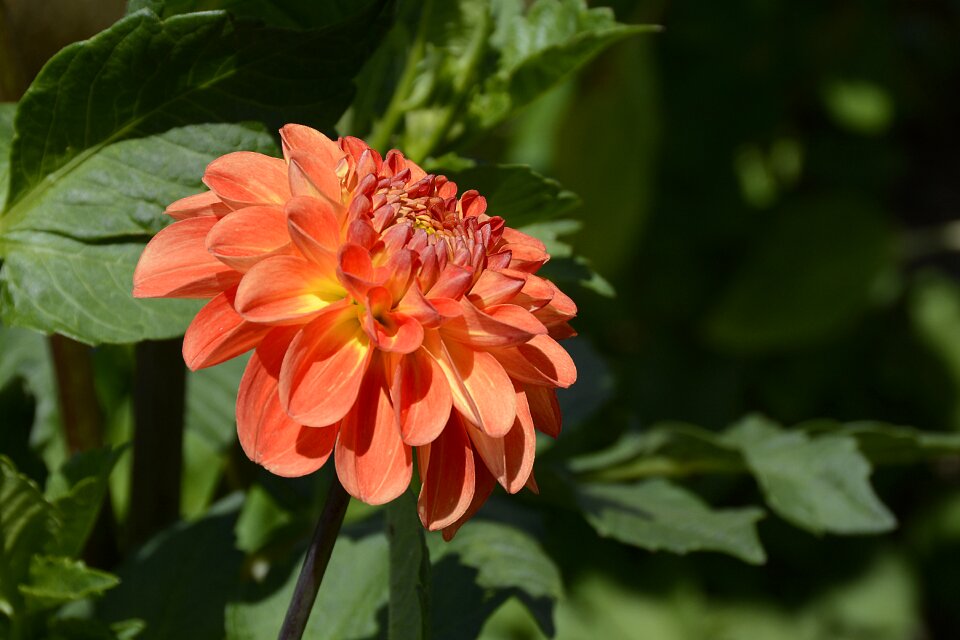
467,400,536,494
468,270,525,308
417,415,475,530
374,312,424,354
391,348,452,446
133,216,241,298
203,152,290,208
427,264,472,299
547,322,577,340
490,335,577,388
285,196,342,265
427,336,516,437
287,151,342,203
182,287,271,371
406,158,427,182
337,243,378,299
525,472,540,494
280,305,372,426
441,300,545,348
459,190,487,218
501,227,546,252
235,255,343,324
441,451,496,541
397,286,441,328
165,191,230,220
524,384,562,437
205,205,292,272
505,242,548,272
280,124,345,166
335,355,412,504
237,346,336,477
510,272,555,311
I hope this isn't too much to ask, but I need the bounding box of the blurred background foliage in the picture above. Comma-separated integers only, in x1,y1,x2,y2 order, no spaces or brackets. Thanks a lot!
2,0,960,639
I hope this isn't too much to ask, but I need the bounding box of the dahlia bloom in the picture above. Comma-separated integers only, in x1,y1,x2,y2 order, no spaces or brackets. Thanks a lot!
133,125,577,537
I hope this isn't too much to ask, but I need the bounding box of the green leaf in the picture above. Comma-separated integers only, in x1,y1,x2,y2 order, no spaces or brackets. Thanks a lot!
575,478,767,565
129,0,380,30
226,530,389,640
46,617,146,640
466,0,656,133
430,160,580,227
45,447,125,557
726,415,896,535
428,520,563,637
0,123,274,344
387,492,430,640
98,496,245,640
18,555,119,612
2,7,384,211
704,195,895,353
0,456,58,616
0,103,14,206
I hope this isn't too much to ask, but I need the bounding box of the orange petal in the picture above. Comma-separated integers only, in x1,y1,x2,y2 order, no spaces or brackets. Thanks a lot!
234,255,343,324
427,264,472,300
465,389,536,493
205,205,292,272
203,152,291,208
280,305,372,426
441,450,496,541
391,348,452,446
165,191,231,220
279,124,345,166
287,151,342,203
524,384,562,437
427,336,516,437
182,287,271,371
237,342,337,477
372,311,424,354
337,243,378,299
468,270,525,308
335,355,412,504
285,196,342,265
133,216,241,298
441,300,546,348
417,414,475,530
491,335,577,388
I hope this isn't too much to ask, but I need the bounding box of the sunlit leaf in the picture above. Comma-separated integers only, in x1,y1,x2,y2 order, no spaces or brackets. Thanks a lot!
19,555,119,612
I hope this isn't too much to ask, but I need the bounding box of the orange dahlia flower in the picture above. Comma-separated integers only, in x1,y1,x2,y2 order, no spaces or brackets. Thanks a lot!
133,126,577,537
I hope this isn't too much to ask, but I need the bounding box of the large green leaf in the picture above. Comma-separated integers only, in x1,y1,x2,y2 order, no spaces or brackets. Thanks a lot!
226,530,389,640
0,456,59,616
575,478,767,565
45,447,125,557
127,0,376,30
98,496,245,640
0,123,274,344
387,492,430,640
726,416,896,535
18,555,119,613
428,520,563,638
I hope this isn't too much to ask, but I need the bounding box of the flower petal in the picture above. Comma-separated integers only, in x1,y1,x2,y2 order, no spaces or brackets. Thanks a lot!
287,151,342,203
441,300,546,348
133,216,241,298
285,195,342,264
524,384,562,437
490,334,577,388
279,124,345,167
468,270,525,308
205,205,292,272
182,287,272,371
417,414,475,530
427,336,516,437
237,336,337,477
391,347,452,446
465,389,536,493
280,305,372,426
441,450,496,541
235,255,344,324
165,191,231,220
203,152,290,208
335,355,412,504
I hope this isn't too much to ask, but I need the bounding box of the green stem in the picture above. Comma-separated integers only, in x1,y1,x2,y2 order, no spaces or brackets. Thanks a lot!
48,335,103,453
277,478,351,640
368,0,434,153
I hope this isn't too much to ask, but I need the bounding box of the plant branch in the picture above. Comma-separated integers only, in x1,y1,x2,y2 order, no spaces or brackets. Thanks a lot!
48,335,103,453
277,478,351,640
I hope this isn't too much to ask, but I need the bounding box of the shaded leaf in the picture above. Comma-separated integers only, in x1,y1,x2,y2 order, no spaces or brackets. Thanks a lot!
19,555,119,612
575,478,766,564
726,415,896,535
0,102,14,206
387,491,430,640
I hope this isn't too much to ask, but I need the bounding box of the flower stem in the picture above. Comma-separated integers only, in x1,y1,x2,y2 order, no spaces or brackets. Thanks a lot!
277,478,351,640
